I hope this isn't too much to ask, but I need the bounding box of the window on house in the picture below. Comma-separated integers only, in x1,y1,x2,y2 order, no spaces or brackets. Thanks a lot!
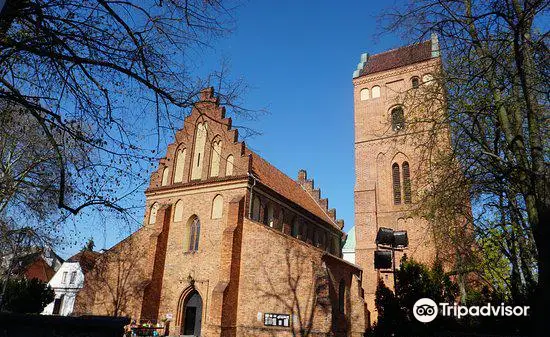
62,271,68,283
411,77,420,89
69,271,77,284
391,107,405,131
188,216,200,252
403,162,411,204
52,295,64,315
392,163,402,205
371,85,380,98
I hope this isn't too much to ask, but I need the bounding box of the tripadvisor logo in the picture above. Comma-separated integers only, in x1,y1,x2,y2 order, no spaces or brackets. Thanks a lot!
413,298,530,323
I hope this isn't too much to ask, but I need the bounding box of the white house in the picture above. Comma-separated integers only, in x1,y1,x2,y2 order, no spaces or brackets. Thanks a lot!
42,250,99,316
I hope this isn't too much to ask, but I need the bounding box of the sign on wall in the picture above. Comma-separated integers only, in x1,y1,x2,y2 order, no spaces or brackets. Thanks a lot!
264,313,290,327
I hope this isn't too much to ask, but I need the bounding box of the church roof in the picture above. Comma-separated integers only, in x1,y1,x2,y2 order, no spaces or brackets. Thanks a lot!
342,226,356,251
353,36,438,78
250,153,339,229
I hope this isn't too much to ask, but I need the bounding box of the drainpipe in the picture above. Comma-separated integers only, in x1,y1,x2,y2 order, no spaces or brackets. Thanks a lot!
247,172,257,219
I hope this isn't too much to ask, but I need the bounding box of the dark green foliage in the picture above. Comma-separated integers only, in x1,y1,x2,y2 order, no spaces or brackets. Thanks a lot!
1,278,54,313
368,257,533,336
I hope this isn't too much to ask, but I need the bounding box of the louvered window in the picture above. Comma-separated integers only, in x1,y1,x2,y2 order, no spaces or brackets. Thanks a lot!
403,162,411,204
392,163,401,205
391,107,405,131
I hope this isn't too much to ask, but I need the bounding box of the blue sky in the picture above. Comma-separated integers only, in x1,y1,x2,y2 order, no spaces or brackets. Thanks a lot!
59,0,412,258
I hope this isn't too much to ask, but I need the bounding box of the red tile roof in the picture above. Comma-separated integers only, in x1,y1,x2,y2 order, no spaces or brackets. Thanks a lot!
360,40,433,76
249,153,338,229
68,250,100,274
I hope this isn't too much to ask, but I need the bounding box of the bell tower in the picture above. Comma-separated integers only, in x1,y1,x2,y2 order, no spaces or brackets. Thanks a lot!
352,35,443,320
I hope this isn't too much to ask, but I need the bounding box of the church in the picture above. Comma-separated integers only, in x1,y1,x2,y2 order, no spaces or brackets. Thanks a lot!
75,87,368,336
75,36,450,336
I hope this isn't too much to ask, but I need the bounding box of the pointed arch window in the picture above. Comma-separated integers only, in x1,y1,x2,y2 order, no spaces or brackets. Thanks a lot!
411,77,420,89
225,155,234,176
174,200,184,222
188,216,200,252
211,195,223,219
392,163,401,205
402,162,411,204
174,147,186,183
161,167,170,186
149,203,160,225
391,107,405,131
371,85,380,98
210,139,222,177
191,122,207,180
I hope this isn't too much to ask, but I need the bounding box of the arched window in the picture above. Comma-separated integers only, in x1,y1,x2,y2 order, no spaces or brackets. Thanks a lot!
210,139,222,177
251,196,261,221
174,147,186,183
391,107,405,131
360,88,369,101
402,162,411,204
211,194,224,219
161,167,170,186
188,216,200,252
392,163,402,205
149,203,160,225
191,122,207,180
225,155,234,176
411,76,420,89
339,280,346,313
371,85,380,98
174,200,184,222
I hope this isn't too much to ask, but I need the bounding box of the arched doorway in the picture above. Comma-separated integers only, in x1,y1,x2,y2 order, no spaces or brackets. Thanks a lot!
181,290,202,336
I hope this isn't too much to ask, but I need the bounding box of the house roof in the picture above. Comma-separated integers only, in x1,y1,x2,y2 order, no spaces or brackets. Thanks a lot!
249,153,339,229
68,250,100,274
358,40,434,77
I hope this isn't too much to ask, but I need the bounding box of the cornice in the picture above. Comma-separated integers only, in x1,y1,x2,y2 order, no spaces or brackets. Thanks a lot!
353,59,440,86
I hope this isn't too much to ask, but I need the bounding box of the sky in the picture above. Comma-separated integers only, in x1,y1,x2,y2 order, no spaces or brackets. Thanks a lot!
59,0,413,258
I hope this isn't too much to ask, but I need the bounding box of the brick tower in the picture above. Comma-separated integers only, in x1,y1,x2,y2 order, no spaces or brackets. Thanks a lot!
352,35,444,320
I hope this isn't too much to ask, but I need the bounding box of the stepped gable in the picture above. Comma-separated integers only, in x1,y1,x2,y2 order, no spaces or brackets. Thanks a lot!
148,87,250,189
249,154,342,230
359,40,433,76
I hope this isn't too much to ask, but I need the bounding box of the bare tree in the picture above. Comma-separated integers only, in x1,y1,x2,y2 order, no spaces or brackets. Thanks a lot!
382,0,548,333
0,0,253,223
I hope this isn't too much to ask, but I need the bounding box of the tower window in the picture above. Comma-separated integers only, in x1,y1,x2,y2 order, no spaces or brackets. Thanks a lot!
360,88,369,101
411,77,420,89
371,85,380,98
392,163,401,205
403,162,411,204
391,107,405,131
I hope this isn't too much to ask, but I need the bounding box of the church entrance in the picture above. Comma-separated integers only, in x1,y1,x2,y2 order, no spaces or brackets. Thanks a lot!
181,290,202,337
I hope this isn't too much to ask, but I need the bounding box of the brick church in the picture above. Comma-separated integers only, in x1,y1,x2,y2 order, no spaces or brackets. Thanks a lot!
75,88,368,336
75,36,449,335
